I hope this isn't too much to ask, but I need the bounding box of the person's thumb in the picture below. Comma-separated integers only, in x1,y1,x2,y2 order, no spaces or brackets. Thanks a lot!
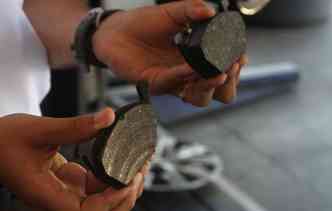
44,108,115,146
7,108,115,146
160,0,216,34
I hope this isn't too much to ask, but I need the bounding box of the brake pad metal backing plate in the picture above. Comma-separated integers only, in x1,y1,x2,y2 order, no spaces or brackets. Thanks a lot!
101,104,157,185
202,11,247,75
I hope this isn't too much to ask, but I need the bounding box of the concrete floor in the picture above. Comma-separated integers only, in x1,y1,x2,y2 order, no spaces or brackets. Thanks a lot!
168,19,332,211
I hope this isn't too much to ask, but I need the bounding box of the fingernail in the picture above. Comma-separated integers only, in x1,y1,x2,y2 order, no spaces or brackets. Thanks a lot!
103,187,129,201
241,55,249,66
203,1,217,16
94,109,114,130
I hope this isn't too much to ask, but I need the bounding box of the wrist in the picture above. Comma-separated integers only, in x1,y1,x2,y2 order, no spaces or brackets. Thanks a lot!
92,10,125,67
71,8,122,71
92,16,111,68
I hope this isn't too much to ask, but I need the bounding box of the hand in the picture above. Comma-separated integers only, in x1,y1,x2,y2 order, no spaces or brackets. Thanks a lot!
0,109,148,211
93,0,248,107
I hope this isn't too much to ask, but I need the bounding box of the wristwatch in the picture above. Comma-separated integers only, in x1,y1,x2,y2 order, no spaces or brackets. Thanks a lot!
71,8,121,72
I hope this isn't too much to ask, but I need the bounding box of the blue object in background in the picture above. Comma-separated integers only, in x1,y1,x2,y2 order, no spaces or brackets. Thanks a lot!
118,63,300,124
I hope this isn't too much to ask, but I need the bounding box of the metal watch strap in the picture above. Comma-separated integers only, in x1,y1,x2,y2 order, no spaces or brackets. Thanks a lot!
72,8,121,72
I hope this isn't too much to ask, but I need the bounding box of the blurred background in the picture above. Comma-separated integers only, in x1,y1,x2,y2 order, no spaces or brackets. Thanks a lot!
41,0,332,211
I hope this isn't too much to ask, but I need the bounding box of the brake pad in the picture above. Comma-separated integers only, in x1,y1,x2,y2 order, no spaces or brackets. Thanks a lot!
84,82,158,189
177,11,247,79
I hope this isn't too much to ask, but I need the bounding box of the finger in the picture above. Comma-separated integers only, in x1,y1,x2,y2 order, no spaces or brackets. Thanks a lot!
102,187,132,210
183,82,215,107
214,64,240,103
31,108,115,146
106,0,216,48
138,181,145,198
143,64,194,95
161,0,216,34
227,63,240,86
214,77,238,104
236,63,242,85
141,162,151,177
13,171,80,211
184,72,200,83
138,162,150,197
237,69,241,85
237,55,248,85
112,191,136,211
82,186,131,211
195,73,228,91
4,148,121,211
133,173,144,199
136,172,145,198
113,173,143,211
182,73,227,107
239,55,249,67
86,171,109,194
227,63,240,78
226,77,238,103
54,162,88,197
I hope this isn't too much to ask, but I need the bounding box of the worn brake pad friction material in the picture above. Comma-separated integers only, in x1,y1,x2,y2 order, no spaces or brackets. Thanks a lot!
203,12,247,75
179,12,247,78
91,84,157,189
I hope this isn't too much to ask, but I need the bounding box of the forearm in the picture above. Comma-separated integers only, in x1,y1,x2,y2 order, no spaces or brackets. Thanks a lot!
24,0,89,68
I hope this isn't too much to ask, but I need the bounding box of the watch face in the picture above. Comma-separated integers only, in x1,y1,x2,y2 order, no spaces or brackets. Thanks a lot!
237,0,271,15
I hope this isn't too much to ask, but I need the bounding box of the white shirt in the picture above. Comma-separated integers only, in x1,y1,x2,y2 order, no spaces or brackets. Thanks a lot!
0,0,50,116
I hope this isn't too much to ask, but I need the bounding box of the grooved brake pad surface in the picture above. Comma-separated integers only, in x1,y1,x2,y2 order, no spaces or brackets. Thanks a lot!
101,104,157,186
89,83,158,189
178,11,247,78
202,12,247,75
